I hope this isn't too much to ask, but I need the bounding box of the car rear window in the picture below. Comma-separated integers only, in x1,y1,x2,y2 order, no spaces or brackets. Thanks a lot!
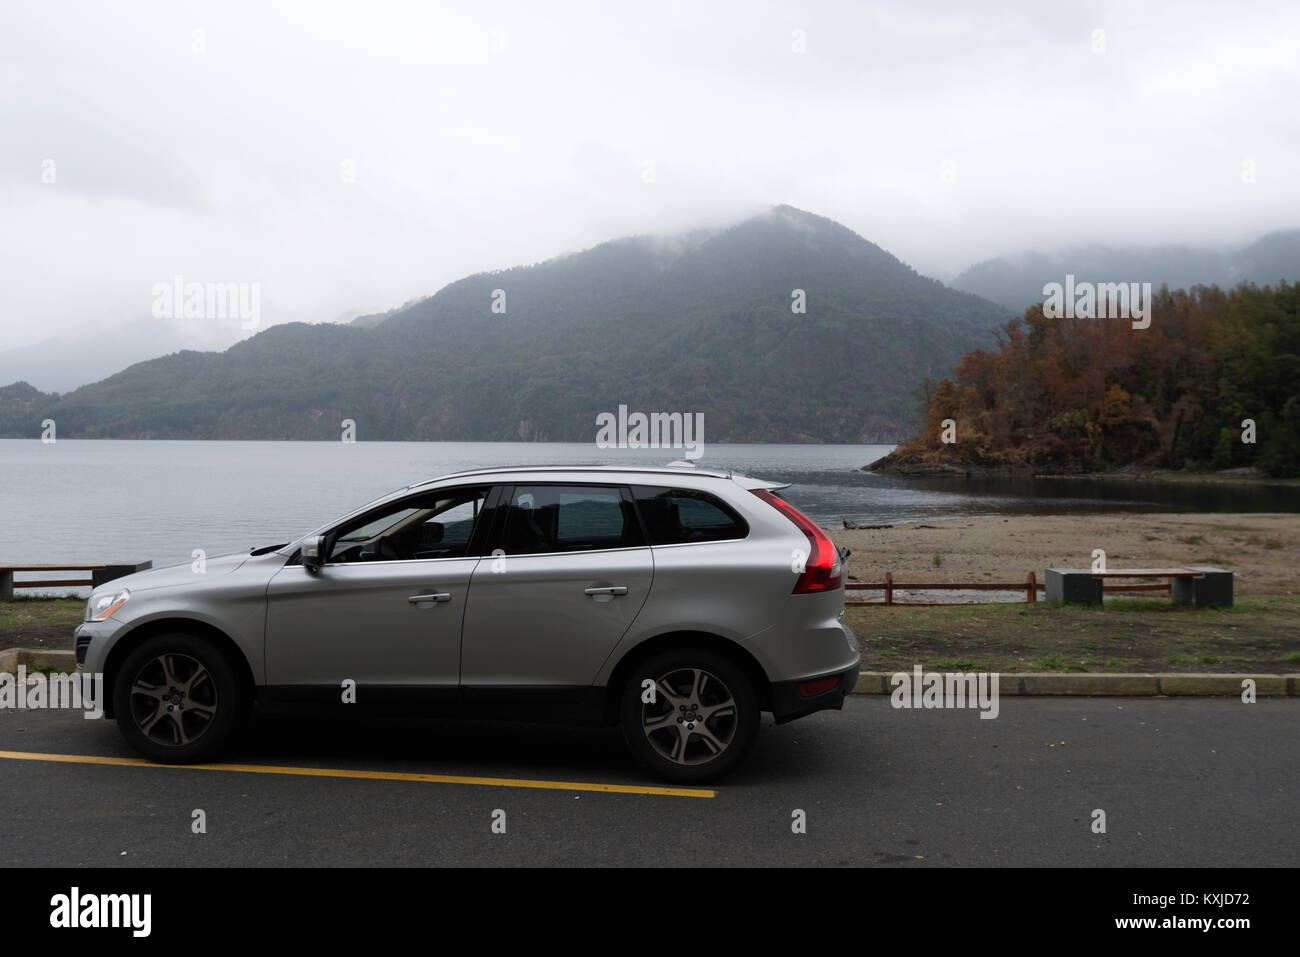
631,486,749,545
501,485,644,553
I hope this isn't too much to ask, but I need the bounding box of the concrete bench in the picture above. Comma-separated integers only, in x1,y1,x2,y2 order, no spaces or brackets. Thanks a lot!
1172,566,1235,608
1045,567,1233,608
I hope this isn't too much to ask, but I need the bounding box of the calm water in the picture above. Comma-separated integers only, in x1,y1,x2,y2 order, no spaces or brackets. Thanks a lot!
2,440,1298,593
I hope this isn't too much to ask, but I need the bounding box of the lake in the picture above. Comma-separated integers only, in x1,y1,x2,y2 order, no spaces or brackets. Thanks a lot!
2,439,1298,592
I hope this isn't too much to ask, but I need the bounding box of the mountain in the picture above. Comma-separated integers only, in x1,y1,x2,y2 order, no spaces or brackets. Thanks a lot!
951,231,1300,313
0,206,1012,443
0,317,253,394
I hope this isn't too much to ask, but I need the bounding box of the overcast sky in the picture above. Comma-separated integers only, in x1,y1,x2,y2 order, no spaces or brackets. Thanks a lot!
2,0,1298,350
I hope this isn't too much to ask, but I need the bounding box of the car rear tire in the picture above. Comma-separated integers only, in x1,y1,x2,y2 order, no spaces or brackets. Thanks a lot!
113,633,246,764
619,647,760,783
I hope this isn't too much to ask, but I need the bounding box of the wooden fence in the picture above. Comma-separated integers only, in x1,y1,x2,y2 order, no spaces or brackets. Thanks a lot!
845,571,1172,606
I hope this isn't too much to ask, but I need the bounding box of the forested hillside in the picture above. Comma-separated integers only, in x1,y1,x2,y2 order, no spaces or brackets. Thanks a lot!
870,282,1300,476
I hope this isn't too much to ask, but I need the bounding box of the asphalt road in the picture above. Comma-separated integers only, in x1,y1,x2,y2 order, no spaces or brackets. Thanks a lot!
1,696,1295,866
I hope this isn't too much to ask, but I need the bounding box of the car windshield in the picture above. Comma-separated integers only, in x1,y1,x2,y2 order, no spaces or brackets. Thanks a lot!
336,509,421,543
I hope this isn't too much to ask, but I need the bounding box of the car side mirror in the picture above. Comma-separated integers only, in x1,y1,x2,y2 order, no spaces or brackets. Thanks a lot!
302,535,327,572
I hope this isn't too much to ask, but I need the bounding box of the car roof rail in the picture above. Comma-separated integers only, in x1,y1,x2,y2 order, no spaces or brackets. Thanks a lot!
408,464,739,487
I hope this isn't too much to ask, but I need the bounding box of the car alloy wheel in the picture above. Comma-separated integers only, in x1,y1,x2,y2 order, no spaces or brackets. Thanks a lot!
620,647,759,782
113,632,245,764
127,652,219,748
641,666,738,766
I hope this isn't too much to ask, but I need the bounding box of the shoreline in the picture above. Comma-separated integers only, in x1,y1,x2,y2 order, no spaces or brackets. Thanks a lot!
864,460,1300,487
828,511,1299,596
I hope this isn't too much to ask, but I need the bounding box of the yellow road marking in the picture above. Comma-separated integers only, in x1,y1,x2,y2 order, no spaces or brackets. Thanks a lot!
0,749,714,798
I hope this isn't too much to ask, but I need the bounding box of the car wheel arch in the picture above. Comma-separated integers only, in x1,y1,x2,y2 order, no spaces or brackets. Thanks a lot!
102,618,256,720
602,630,771,725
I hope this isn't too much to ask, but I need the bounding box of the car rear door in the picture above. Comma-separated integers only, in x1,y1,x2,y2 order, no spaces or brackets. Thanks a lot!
458,483,653,691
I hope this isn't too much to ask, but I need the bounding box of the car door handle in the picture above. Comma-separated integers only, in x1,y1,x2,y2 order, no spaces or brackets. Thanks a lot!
408,592,452,604
584,586,628,596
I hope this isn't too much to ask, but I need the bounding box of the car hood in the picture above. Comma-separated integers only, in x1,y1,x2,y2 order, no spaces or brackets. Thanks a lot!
99,551,254,594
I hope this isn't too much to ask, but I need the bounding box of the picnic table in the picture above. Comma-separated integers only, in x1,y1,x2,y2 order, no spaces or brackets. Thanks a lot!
1045,566,1233,607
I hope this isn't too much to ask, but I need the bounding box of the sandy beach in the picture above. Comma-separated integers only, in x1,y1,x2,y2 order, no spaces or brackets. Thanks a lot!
829,512,1300,595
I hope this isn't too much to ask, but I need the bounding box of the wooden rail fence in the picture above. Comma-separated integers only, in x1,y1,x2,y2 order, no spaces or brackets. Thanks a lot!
845,571,1173,606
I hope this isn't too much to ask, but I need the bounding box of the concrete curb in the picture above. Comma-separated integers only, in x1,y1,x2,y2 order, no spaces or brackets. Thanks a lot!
0,649,78,674
854,670,1299,697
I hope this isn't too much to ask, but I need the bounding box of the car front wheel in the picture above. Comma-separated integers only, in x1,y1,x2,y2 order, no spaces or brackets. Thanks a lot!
113,633,245,764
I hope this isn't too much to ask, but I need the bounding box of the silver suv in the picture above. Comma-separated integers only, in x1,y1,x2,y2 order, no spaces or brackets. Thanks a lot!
76,466,860,782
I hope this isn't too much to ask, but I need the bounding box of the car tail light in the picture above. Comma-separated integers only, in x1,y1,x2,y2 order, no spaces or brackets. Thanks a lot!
751,490,842,594
798,676,841,697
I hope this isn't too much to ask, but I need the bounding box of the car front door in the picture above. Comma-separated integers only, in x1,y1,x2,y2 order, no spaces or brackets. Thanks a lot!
459,483,653,692
264,486,493,700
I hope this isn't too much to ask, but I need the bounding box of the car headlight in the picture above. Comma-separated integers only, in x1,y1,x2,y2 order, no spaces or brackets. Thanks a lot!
86,588,130,622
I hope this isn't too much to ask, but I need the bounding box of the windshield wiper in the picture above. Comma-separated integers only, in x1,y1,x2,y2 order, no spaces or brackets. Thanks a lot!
250,543,289,556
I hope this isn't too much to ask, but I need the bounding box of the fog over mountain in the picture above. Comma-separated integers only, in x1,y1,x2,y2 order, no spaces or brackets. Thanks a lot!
952,232,1300,313
0,319,250,394
9,226,1295,396
5,1,1298,359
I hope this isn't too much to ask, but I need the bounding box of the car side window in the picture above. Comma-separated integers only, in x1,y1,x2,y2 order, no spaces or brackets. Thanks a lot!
631,486,749,545
500,485,643,554
327,487,489,563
